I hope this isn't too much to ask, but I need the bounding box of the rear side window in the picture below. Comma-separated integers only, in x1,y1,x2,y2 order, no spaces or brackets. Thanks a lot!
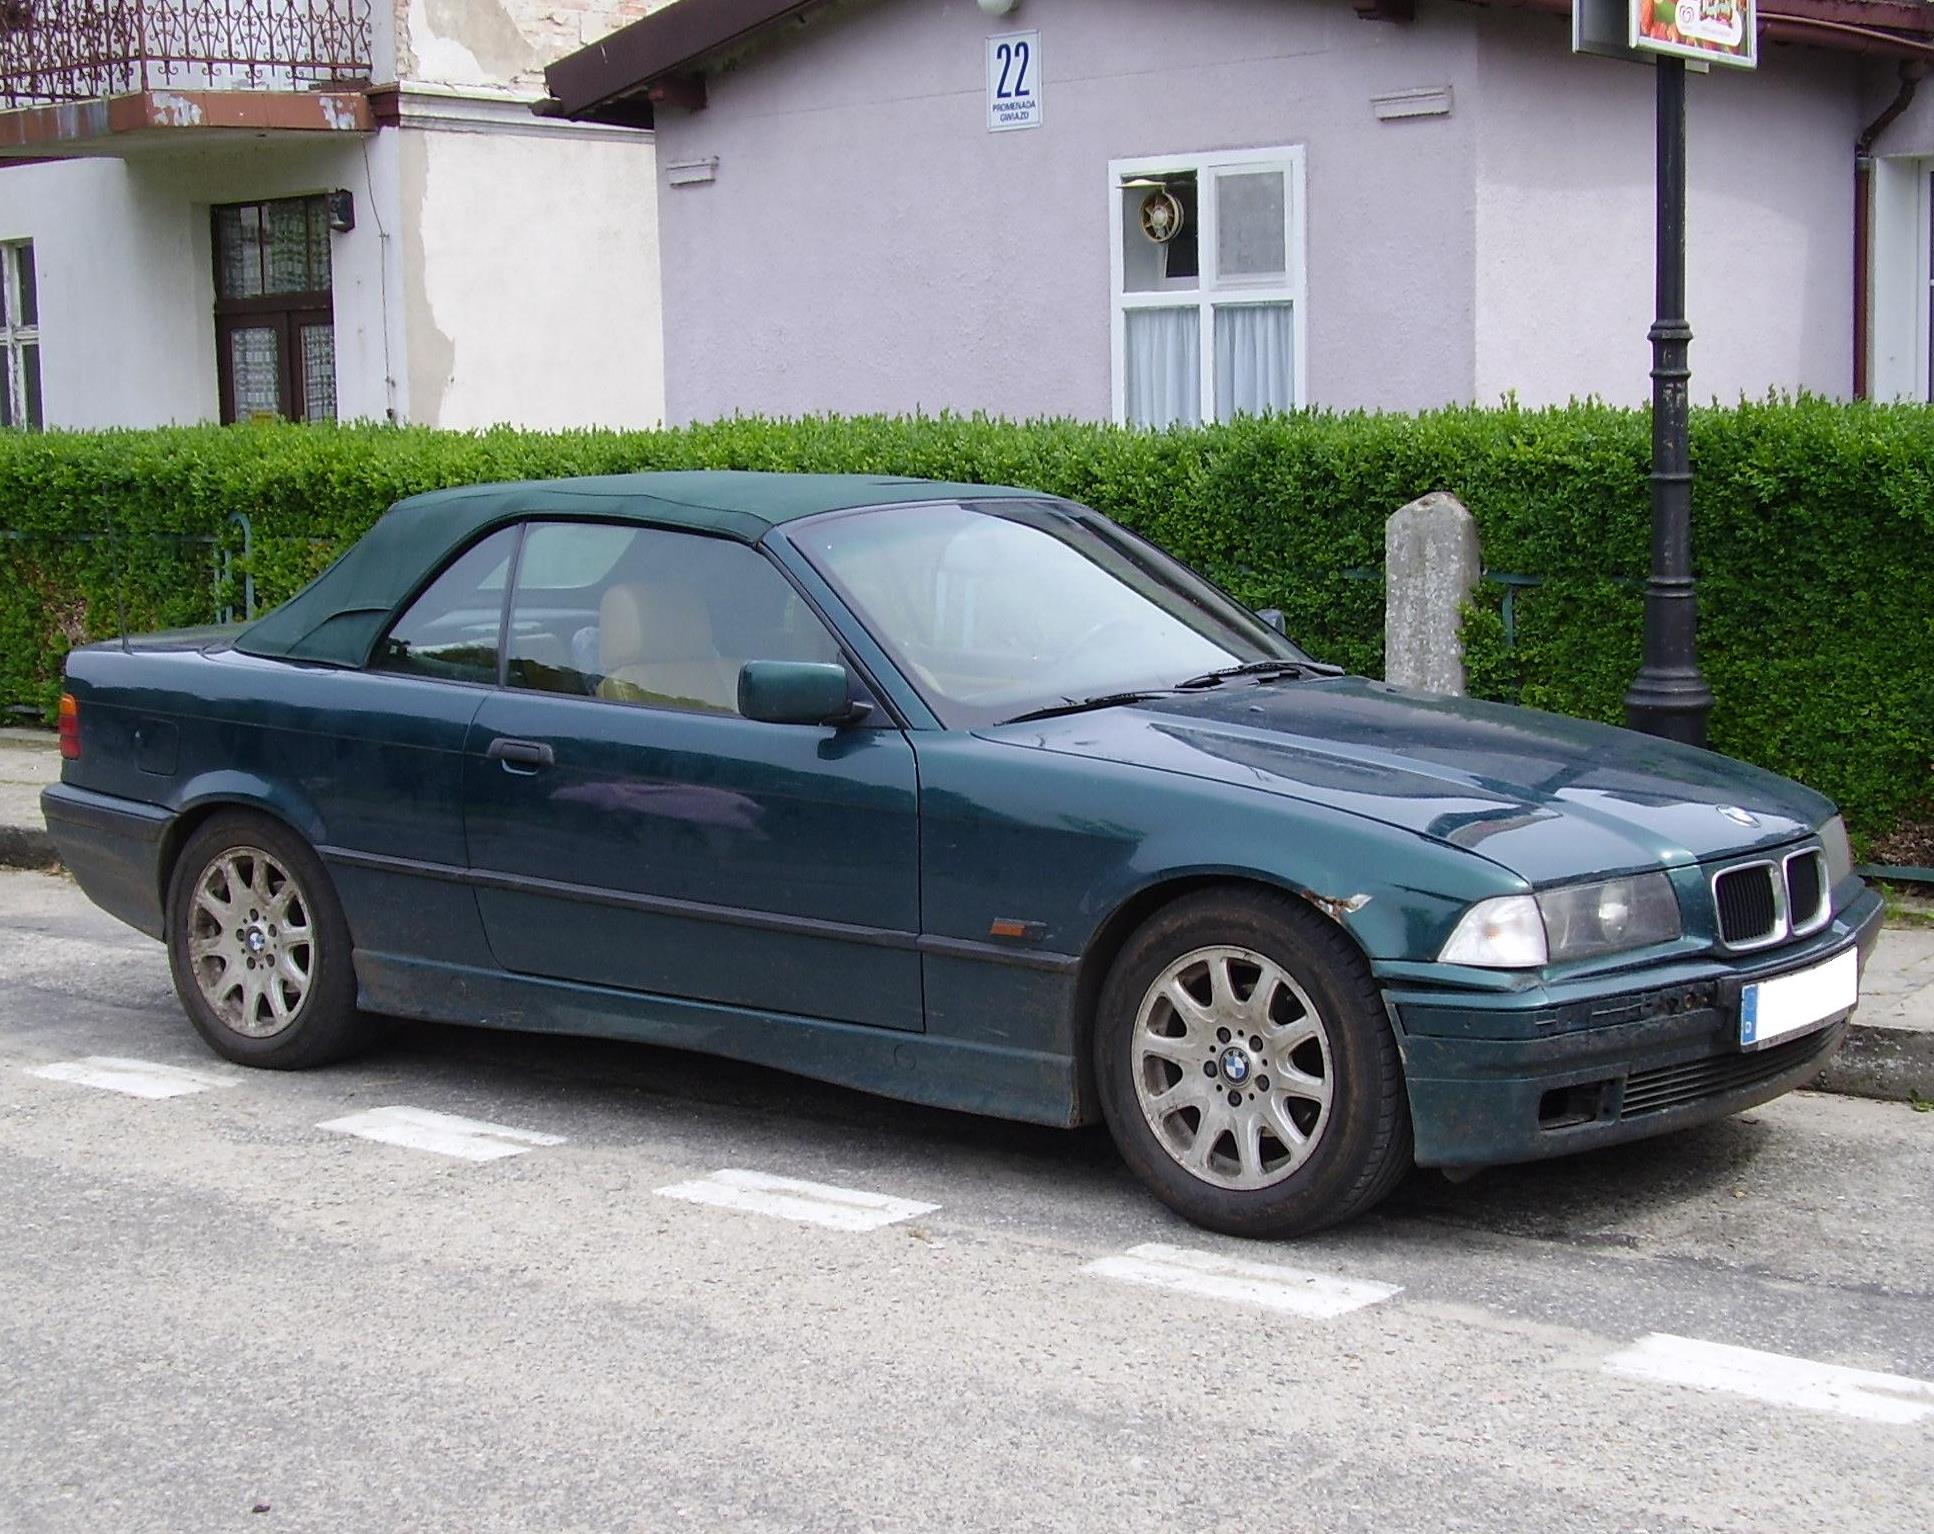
371,527,519,683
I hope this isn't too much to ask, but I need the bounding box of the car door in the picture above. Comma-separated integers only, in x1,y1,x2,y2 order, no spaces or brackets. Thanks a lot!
461,520,924,1031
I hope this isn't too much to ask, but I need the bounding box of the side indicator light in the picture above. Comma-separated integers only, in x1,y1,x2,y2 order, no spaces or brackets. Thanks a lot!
57,692,80,760
988,918,1047,942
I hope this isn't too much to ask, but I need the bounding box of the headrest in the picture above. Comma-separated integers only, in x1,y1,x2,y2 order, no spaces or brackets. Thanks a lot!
599,582,717,670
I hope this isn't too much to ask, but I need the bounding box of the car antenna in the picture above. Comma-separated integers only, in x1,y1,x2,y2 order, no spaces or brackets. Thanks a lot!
115,526,130,652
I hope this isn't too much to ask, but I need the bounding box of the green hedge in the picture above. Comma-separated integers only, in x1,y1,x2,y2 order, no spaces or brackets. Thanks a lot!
1,401,1929,850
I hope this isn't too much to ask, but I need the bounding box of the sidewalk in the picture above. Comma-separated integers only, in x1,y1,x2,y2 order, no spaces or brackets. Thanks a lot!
1,724,1929,1101
0,727,59,870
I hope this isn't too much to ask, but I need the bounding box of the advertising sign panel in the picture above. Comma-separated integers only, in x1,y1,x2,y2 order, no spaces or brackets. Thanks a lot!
1631,0,1758,69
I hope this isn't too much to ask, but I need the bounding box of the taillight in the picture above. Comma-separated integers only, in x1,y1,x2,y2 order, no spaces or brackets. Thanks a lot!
57,692,80,759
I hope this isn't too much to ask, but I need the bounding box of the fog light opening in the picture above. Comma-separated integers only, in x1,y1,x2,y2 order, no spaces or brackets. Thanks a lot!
1538,1081,1612,1130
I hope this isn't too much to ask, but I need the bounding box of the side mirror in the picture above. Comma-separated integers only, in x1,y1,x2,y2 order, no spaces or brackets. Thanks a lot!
1257,608,1287,636
738,660,867,726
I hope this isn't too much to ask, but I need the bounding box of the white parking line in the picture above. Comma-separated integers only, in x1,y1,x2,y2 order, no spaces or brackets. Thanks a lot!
655,1168,939,1231
1085,1242,1402,1319
26,1056,241,1100
1603,1334,1934,1425
316,1106,567,1162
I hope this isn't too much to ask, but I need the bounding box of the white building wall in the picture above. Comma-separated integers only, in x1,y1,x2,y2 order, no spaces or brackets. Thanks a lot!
0,158,209,428
395,104,663,429
380,0,670,428
0,138,393,428
1473,15,1859,407
0,0,662,430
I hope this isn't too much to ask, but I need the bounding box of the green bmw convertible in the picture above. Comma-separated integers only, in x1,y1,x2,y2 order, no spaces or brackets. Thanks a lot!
43,473,1881,1237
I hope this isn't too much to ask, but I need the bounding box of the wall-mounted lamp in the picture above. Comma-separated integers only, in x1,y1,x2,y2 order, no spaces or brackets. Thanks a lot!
977,0,1019,16
325,189,355,233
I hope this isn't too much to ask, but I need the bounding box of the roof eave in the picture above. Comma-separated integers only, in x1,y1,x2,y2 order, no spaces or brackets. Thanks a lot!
541,0,1934,127
543,0,827,126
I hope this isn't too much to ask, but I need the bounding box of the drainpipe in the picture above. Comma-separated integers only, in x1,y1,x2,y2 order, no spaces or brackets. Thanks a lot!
1853,61,1926,399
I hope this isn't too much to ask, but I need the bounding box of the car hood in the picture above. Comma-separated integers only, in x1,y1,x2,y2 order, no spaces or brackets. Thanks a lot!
976,677,1833,887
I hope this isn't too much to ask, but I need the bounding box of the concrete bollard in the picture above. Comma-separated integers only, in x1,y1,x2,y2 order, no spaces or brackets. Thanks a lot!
1384,491,1480,695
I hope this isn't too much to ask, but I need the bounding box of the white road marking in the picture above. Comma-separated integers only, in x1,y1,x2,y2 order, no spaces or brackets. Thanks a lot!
1603,1333,1934,1425
316,1106,567,1162
655,1168,939,1231
1085,1242,1402,1319
26,1056,240,1100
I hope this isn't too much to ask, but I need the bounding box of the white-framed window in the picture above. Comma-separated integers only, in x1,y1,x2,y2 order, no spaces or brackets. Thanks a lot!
1109,146,1306,429
1,240,40,431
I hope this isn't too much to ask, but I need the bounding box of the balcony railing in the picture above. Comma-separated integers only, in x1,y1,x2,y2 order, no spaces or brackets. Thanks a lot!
0,1,373,108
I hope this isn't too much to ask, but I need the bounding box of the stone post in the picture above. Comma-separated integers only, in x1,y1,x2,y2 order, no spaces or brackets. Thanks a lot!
1384,491,1481,695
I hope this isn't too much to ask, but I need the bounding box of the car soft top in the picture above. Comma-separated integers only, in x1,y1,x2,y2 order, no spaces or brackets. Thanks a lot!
233,470,1040,667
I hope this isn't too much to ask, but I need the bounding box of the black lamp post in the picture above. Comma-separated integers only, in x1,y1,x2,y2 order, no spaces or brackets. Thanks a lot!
1623,55,1715,747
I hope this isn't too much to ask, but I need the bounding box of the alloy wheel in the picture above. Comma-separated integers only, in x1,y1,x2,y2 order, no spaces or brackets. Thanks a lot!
185,846,316,1039
1131,944,1334,1190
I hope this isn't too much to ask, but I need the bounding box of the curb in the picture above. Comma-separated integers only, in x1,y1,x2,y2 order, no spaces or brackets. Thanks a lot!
1816,1023,1934,1106
0,823,58,873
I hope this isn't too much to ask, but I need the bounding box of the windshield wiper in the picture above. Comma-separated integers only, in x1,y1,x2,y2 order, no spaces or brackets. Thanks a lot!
1000,691,1172,725
1174,659,1344,690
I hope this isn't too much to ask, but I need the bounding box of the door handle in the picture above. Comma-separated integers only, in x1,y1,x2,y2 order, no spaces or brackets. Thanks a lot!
486,737,555,772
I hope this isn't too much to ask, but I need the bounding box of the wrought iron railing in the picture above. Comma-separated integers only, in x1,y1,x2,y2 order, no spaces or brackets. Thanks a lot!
0,1,372,107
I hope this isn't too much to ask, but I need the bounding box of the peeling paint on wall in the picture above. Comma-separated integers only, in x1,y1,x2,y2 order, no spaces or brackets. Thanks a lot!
318,95,363,131
398,131,456,425
149,93,206,128
394,0,664,88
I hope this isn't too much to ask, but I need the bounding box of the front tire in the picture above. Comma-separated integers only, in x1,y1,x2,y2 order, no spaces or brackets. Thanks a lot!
165,812,377,1069
1094,888,1412,1239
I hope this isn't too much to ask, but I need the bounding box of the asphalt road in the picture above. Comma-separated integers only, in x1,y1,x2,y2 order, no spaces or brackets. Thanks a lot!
2,867,1930,1534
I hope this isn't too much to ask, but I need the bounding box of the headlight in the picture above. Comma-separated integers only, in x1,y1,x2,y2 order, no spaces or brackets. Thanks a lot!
1439,873,1682,969
1538,872,1681,960
1819,814,1854,888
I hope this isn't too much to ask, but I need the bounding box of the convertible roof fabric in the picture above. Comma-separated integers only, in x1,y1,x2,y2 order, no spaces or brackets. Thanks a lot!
235,470,1043,667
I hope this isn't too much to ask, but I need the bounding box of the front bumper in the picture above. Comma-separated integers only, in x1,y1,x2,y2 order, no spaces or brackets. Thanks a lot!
1383,885,1886,1168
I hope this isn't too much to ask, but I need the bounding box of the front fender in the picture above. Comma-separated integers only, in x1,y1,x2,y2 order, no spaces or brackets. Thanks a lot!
914,733,1520,964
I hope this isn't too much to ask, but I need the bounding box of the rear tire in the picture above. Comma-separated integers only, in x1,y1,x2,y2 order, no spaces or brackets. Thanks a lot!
165,812,378,1070
1094,887,1412,1239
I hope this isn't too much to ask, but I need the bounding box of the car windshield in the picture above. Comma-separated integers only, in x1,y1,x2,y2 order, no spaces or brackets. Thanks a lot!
795,500,1306,728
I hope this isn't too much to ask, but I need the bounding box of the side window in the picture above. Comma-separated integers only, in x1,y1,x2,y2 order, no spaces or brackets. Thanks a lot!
371,526,519,683
505,523,841,715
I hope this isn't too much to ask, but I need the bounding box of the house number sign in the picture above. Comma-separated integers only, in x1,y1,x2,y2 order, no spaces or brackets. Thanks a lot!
986,31,1042,132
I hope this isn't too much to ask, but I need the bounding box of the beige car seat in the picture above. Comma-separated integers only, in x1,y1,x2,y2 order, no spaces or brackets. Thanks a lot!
595,581,738,713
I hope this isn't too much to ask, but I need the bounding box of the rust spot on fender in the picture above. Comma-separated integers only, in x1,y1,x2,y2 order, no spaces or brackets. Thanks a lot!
1305,890,1372,923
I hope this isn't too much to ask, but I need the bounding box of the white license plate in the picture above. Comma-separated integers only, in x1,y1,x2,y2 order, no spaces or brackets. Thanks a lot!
1739,947,1858,1051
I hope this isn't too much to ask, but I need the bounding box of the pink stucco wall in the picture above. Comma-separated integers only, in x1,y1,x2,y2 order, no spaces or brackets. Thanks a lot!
1472,12,1860,406
650,0,1864,423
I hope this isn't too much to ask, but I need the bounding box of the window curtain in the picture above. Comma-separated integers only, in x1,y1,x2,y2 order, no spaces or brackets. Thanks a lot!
1214,303,1294,422
1124,307,1201,429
